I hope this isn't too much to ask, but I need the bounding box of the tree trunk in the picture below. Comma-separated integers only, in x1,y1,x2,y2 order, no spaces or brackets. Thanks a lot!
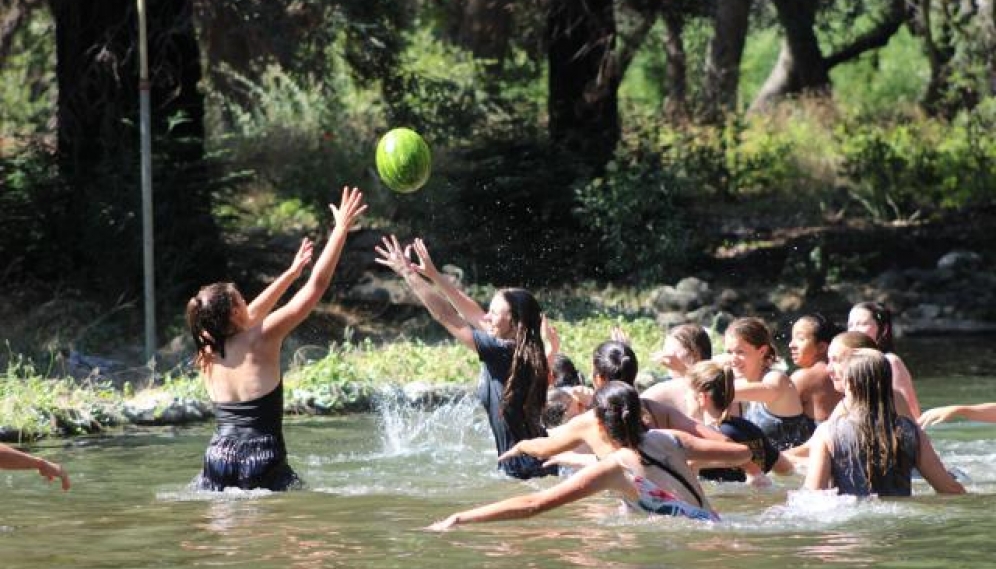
750,0,828,112
546,0,618,167
49,0,221,306
701,0,751,123
660,6,688,121
456,0,513,61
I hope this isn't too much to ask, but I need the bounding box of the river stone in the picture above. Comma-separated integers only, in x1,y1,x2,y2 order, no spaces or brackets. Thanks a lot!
937,250,982,272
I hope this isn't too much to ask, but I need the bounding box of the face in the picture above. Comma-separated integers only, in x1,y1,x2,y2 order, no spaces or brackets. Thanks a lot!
483,294,514,339
789,320,822,368
847,307,879,343
724,333,767,381
827,339,850,393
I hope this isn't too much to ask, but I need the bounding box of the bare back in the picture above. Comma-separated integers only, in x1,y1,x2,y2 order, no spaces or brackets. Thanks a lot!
791,362,842,423
205,326,283,402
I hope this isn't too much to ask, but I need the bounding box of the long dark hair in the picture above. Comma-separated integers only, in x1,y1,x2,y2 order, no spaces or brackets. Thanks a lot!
592,340,638,385
594,381,647,450
852,301,895,352
843,348,902,485
499,288,548,439
688,361,737,421
185,282,241,371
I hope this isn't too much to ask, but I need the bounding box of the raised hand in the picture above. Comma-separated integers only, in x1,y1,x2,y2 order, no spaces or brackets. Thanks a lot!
289,238,314,277
411,238,441,280
329,186,367,231
374,235,416,277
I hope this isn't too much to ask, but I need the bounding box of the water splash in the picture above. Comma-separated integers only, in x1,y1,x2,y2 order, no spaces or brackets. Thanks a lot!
374,387,483,456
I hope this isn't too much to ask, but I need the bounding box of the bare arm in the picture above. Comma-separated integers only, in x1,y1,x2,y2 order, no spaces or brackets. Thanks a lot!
0,444,70,491
914,427,966,494
262,187,366,340
375,235,475,349
499,413,591,461
428,458,624,530
644,399,727,441
803,430,832,490
245,238,314,326
670,430,752,467
920,403,996,427
888,354,921,418
410,238,486,329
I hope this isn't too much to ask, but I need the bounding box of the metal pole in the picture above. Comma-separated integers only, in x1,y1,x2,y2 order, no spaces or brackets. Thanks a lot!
138,0,156,368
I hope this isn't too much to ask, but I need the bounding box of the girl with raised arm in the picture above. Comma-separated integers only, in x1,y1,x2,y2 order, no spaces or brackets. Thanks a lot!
429,382,740,530
185,187,366,491
804,349,964,496
788,313,841,423
374,236,554,479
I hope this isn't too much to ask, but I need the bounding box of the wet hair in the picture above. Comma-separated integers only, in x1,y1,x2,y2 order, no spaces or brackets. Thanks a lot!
186,282,241,371
842,348,904,487
852,301,895,352
498,288,549,440
688,361,737,421
726,317,778,364
594,381,647,449
833,331,879,352
542,388,574,428
796,313,839,344
668,323,713,364
592,340,638,385
551,353,584,388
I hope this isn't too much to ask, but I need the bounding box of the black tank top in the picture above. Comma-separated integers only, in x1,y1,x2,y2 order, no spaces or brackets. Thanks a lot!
213,382,284,439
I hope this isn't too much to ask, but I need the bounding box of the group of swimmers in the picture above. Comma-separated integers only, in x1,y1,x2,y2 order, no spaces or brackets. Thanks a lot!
5,188,992,530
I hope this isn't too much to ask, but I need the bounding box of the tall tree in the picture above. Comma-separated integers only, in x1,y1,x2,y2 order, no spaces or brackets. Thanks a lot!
48,0,221,309
701,0,751,122
546,0,619,166
752,0,907,111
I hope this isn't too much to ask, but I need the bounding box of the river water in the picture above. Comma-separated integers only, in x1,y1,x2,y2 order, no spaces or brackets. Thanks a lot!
3,337,995,568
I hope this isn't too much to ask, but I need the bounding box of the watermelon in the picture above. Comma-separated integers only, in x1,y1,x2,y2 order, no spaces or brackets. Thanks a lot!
375,128,432,193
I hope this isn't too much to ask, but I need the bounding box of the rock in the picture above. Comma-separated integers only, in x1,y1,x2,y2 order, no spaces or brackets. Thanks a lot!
716,288,740,310
937,250,983,272
655,311,688,329
873,269,908,290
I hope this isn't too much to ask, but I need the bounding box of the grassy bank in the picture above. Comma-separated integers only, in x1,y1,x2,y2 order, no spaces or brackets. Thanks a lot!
0,307,682,441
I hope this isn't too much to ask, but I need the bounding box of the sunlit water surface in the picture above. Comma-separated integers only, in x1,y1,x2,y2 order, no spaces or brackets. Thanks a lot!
3,337,995,568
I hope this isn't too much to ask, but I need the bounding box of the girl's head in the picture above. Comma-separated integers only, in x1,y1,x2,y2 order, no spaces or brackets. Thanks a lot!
723,317,777,381
848,302,895,352
186,283,247,368
654,324,712,376
827,331,879,392
543,387,586,428
494,288,549,438
687,361,736,420
591,341,638,388
789,313,836,368
551,354,584,388
594,381,647,449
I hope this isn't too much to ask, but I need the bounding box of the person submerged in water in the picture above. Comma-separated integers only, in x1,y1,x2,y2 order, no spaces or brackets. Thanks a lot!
375,236,555,479
185,187,366,491
429,382,742,530
804,349,964,497
0,443,70,491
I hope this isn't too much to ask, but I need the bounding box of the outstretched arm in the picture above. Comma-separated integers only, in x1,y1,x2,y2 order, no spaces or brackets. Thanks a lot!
263,187,367,340
0,444,70,491
245,238,314,326
499,414,591,461
670,430,752,467
919,403,996,427
428,458,622,530
375,236,475,349
410,238,486,329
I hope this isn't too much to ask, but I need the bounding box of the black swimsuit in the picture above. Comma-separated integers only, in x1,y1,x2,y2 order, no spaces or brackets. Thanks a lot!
192,381,302,491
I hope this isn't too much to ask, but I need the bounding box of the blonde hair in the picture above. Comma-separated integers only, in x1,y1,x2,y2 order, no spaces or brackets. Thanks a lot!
688,361,736,421
843,348,904,487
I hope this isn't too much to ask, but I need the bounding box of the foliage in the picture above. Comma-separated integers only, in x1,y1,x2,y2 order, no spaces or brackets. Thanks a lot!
0,8,55,137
